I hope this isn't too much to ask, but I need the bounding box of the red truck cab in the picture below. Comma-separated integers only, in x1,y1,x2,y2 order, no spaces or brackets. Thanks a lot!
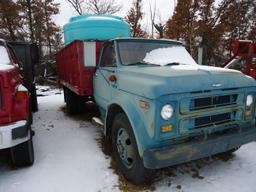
225,40,256,79
0,39,35,166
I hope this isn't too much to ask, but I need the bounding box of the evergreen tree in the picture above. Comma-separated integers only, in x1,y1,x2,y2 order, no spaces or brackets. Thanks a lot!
18,0,36,41
0,0,22,41
125,0,146,37
17,0,61,58
166,0,199,55
43,0,61,57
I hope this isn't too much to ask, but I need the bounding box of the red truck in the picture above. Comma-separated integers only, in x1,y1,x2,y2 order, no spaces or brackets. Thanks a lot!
0,39,38,166
225,40,256,78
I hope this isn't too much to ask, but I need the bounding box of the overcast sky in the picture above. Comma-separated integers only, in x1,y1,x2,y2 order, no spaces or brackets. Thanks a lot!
53,0,176,32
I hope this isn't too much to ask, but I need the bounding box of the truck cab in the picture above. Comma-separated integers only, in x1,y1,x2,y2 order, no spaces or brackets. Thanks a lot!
0,39,35,166
224,40,256,79
93,38,256,183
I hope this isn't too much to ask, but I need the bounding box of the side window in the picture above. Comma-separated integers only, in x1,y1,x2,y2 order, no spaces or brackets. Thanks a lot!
101,44,116,67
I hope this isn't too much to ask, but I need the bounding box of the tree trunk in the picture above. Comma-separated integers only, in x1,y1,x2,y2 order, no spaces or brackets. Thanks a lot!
27,0,34,42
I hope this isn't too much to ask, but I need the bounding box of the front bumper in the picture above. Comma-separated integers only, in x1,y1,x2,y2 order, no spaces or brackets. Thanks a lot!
143,128,256,169
0,120,30,150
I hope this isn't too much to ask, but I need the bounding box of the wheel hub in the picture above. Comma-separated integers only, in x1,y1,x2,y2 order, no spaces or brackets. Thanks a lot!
116,128,134,169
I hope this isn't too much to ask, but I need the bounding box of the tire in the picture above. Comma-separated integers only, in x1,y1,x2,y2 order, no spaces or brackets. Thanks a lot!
10,133,34,167
63,86,68,103
65,87,84,115
111,113,154,184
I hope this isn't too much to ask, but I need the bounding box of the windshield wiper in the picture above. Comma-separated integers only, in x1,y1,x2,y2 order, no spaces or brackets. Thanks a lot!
164,62,180,66
126,61,160,66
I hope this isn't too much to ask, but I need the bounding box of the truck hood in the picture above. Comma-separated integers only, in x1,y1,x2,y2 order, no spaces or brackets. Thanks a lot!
117,65,256,99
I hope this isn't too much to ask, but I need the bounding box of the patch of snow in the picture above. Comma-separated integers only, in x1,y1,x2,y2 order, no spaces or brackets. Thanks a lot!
17,85,28,92
169,63,242,74
92,117,104,126
199,65,241,73
170,64,200,70
143,46,198,66
0,89,119,192
37,86,62,97
155,143,256,192
142,46,242,74
0,46,11,66
0,65,14,71
245,75,254,80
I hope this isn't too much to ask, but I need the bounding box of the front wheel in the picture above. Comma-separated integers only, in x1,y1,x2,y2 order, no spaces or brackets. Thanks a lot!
111,113,154,184
10,133,34,167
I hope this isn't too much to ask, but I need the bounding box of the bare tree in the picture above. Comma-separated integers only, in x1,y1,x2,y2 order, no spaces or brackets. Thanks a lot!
87,0,121,14
66,0,121,15
66,0,83,15
149,0,156,37
149,0,166,38
153,21,166,38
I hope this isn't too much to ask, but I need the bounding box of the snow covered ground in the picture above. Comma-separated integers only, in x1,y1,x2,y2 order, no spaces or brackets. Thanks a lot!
0,86,256,192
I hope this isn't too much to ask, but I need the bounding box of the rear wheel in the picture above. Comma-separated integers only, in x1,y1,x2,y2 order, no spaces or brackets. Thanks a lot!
10,132,34,167
111,113,154,184
64,87,84,115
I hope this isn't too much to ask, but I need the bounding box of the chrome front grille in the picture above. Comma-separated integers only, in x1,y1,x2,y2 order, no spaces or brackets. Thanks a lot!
190,94,238,111
179,91,244,132
194,112,235,129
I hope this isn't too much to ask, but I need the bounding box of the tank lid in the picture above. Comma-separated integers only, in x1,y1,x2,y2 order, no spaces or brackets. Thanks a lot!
69,14,125,23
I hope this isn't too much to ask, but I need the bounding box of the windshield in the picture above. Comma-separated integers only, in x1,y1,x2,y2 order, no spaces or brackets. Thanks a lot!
117,40,198,66
0,44,11,65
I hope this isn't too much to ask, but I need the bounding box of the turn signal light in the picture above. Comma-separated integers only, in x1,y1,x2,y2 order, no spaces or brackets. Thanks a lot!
139,100,150,109
109,75,117,82
161,125,173,133
15,91,29,101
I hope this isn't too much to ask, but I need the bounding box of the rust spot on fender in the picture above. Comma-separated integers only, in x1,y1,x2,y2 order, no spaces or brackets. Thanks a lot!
150,122,154,129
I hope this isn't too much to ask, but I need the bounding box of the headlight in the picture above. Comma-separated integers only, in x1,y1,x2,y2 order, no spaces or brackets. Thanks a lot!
161,104,174,120
246,95,253,107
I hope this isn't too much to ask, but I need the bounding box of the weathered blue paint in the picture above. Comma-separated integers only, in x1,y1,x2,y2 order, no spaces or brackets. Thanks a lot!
143,127,256,169
93,38,256,169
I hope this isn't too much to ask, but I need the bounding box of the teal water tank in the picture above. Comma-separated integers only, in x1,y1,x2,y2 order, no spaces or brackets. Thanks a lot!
64,14,131,44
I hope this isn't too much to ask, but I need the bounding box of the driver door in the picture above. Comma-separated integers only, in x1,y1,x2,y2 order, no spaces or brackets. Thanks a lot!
93,43,117,112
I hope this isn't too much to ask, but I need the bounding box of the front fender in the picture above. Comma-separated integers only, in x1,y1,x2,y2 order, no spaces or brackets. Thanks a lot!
106,93,155,157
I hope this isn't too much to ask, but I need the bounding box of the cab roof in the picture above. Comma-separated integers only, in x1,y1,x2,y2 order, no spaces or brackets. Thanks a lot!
111,37,184,45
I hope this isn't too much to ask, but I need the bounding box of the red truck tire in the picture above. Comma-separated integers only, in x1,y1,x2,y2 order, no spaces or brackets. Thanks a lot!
10,131,34,167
